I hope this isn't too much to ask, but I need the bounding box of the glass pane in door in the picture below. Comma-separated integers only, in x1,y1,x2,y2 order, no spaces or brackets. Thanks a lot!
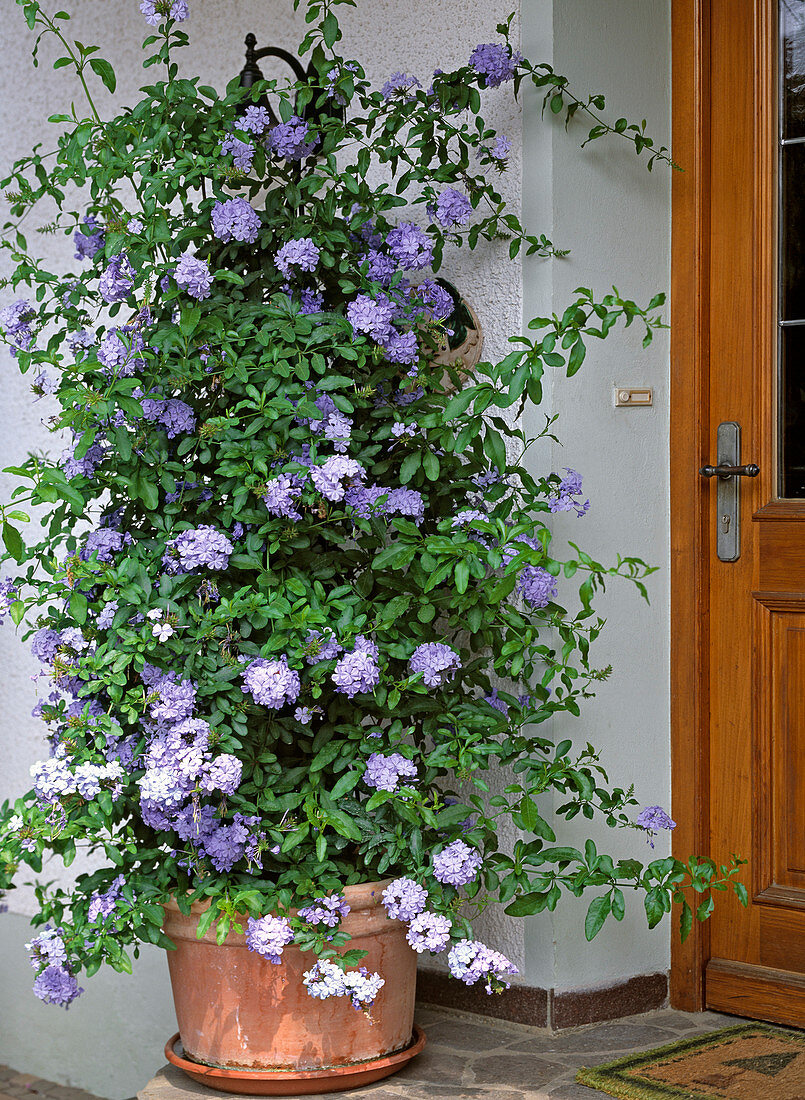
779,1,805,495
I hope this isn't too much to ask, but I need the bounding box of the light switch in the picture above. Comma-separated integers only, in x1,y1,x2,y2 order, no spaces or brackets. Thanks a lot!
614,387,653,407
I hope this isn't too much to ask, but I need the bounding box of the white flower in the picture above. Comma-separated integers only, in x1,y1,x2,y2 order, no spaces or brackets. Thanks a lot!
152,622,175,641
146,608,163,621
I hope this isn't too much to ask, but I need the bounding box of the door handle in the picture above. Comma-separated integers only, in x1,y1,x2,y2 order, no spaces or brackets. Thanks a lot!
701,422,757,562
699,462,760,479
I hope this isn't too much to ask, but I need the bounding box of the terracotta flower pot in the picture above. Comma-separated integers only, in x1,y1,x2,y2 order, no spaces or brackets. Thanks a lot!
162,881,420,1093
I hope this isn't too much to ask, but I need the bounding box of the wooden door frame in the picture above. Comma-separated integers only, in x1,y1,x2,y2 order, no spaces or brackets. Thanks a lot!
670,0,776,1009
670,0,711,1010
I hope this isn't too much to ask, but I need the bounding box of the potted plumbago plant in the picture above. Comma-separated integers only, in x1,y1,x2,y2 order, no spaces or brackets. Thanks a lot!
0,0,747,1091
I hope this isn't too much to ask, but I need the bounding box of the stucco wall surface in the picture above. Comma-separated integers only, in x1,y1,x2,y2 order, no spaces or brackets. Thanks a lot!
0,1,523,1094
525,0,674,993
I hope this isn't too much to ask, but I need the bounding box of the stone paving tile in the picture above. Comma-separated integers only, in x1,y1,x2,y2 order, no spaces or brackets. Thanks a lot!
420,1017,521,1052
507,1021,680,1057
471,1052,568,1091
3,1006,754,1100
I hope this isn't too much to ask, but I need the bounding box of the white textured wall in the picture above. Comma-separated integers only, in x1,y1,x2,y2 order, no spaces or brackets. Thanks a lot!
521,0,673,993
0,1,523,1094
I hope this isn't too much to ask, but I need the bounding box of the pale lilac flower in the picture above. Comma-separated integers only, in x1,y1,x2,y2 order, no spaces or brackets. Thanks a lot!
294,706,313,723
363,752,417,792
202,755,243,796
98,253,135,304
636,805,676,848
73,216,104,261
299,288,324,314
298,894,350,927
362,249,398,285
432,839,482,886
220,134,254,171
267,116,318,160
0,578,17,623
211,197,261,244
246,915,294,962
0,299,35,355
263,474,303,520
275,238,320,279
380,329,419,366
140,0,189,25
311,456,364,502
346,294,394,340
87,875,126,923
332,643,380,698
303,959,384,1010
548,468,590,518
468,43,522,87
382,878,428,922
241,656,300,709
517,566,557,609
80,528,132,563
489,134,511,162
385,487,425,523
32,964,83,1008
411,279,454,321
96,602,119,630
386,224,433,270
447,939,518,994
163,526,233,574
406,911,452,953
429,189,473,228
305,629,341,664
485,688,509,715
67,329,94,356
97,328,145,376
381,72,421,100
409,642,461,688
175,252,212,300
241,105,272,134
26,926,68,969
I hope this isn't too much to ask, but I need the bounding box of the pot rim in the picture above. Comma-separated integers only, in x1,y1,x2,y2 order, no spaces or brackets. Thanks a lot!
163,878,394,920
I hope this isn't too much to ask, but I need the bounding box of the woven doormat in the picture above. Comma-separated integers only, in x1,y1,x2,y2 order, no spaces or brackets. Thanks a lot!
576,1023,805,1099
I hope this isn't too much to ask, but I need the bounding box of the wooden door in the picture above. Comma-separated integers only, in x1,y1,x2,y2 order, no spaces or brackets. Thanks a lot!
672,0,805,1024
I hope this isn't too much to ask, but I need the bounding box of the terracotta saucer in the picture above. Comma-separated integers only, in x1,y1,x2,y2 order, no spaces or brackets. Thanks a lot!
164,1024,427,1096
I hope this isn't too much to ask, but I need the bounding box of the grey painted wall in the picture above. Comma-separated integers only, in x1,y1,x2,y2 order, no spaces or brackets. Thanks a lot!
0,0,673,1093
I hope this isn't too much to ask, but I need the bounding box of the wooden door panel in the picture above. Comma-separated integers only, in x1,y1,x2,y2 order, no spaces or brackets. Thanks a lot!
672,0,805,1023
758,907,805,971
753,594,805,898
706,960,805,1027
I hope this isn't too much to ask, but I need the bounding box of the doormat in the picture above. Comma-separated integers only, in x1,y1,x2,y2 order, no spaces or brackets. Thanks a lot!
575,1023,805,1099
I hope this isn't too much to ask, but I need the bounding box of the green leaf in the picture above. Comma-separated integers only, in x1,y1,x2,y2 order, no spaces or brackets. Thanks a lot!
584,894,611,941
321,12,340,46
196,905,218,939
399,452,421,484
454,559,469,594
70,591,88,625
519,795,539,832
443,388,476,420
504,891,550,916
423,451,440,481
679,900,693,942
89,57,116,92
2,523,23,563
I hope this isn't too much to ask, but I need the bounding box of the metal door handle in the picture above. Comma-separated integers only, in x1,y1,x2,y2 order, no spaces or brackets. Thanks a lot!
704,422,757,562
699,462,760,479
